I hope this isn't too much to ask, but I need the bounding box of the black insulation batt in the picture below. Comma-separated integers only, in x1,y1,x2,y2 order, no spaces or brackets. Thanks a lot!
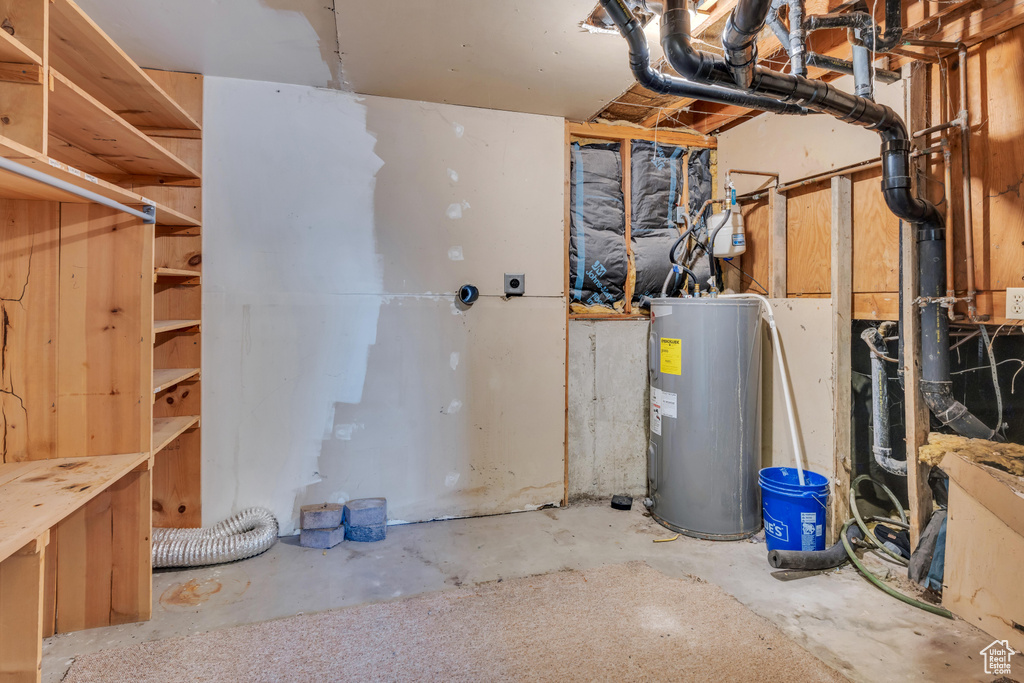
568,142,627,307
630,140,688,300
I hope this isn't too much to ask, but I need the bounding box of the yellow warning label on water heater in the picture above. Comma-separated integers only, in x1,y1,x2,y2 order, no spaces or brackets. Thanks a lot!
660,337,682,375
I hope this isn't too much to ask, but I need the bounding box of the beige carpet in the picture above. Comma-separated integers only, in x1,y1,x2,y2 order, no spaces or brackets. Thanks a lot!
65,562,846,682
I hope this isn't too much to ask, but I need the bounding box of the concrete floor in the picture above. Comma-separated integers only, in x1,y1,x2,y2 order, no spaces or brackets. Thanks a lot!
45,502,997,682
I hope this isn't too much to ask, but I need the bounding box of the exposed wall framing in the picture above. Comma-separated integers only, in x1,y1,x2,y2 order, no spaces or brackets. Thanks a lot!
564,121,717,320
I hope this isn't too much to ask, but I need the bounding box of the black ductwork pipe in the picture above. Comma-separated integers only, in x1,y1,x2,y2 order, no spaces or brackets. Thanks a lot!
601,0,806,115
599,0,1001,442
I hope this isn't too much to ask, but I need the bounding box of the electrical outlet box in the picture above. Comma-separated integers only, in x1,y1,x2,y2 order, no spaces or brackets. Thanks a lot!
1007,288,1024,320
504,273,525,297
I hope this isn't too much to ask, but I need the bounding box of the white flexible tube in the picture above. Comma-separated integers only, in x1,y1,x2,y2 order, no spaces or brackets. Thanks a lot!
719,293,807,485
152,507,279,568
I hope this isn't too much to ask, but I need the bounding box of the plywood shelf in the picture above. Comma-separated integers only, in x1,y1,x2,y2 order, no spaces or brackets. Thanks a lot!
153,368,200,393
48,0,201,132
0,453,150,562
48,69,200,179
154,319,201,334
153,416,200,454
155,267,201,281
0,30,43,66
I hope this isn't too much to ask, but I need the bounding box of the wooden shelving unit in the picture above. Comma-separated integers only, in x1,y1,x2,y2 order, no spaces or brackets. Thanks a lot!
48,0,200,131
0,0,205,674
154,319,202,334
47,70,200,178
155,267,201,281
153,368,201,394
0,31,42,65
153,416,200,454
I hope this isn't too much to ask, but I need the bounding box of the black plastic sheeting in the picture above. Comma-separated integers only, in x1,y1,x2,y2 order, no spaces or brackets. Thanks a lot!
568,142,627,307
688,149,713,228
630,140,687,300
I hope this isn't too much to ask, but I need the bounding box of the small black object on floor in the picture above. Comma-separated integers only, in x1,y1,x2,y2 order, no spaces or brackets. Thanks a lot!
610,495,633,510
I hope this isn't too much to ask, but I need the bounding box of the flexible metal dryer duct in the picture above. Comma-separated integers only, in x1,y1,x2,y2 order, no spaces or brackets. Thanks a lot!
599,0,1001,441
152,507,279,568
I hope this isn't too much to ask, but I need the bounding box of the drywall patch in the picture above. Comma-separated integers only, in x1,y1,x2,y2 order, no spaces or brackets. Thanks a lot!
202,77,384,535
448,246,464,261
446,201,470,220
445,471,461,488
447,168,459,183
445,399,463,415
334,423,362,440
453,123,465,138
450,352,460,370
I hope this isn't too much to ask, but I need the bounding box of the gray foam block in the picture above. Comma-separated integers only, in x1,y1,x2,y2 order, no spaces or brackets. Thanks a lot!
345,523,386,543
301,503,343,530
344,498,387,527
300,526,345,549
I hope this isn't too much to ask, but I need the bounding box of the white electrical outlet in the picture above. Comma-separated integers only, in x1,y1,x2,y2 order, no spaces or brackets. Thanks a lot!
1007,288,1024,320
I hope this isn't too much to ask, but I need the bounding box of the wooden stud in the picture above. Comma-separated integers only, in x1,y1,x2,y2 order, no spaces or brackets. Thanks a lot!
0,534,46,683
830,175,853,544
563,120,573,508
0,62,43,84
905,63,933,547
622,140,633,314
109,467,152,624
768,188,787,299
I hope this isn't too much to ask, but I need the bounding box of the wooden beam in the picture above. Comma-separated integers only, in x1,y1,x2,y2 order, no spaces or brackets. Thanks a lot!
904,63,933,548
830,174,852,544
0,534,46,683
567,121,716,149
563,121,571,508
769,187,787,298
622,141,634,313
0,62,44,84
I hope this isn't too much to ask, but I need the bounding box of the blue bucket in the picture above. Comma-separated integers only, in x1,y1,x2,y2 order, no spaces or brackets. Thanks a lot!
759,467,830,552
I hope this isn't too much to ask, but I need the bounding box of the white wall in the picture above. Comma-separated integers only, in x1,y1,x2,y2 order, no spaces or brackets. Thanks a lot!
203,79,566,534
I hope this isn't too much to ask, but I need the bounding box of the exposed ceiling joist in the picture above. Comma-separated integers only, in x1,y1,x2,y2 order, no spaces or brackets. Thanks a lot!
592,0,1024,135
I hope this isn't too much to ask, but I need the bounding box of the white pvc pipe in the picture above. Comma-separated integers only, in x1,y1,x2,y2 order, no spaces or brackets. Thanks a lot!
720,293,807,485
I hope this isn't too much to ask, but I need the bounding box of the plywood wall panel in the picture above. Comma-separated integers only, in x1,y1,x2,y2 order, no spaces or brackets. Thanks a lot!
57,205,150,457
152,428,201,528
786,184,831,295
0,200,60,462
739,197,770,294
851,168,900,293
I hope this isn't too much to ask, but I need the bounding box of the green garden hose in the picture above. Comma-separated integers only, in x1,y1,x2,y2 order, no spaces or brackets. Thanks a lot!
840,519,952,618
850,475,909,566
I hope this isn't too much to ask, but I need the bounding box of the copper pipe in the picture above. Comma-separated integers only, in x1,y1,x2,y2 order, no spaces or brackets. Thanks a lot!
776,159,882,192
913,120,959,138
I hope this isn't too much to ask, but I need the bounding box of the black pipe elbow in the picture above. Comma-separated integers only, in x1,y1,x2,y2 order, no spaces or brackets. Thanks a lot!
768,523,865,570
600,0,806,115
661,6,707,79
